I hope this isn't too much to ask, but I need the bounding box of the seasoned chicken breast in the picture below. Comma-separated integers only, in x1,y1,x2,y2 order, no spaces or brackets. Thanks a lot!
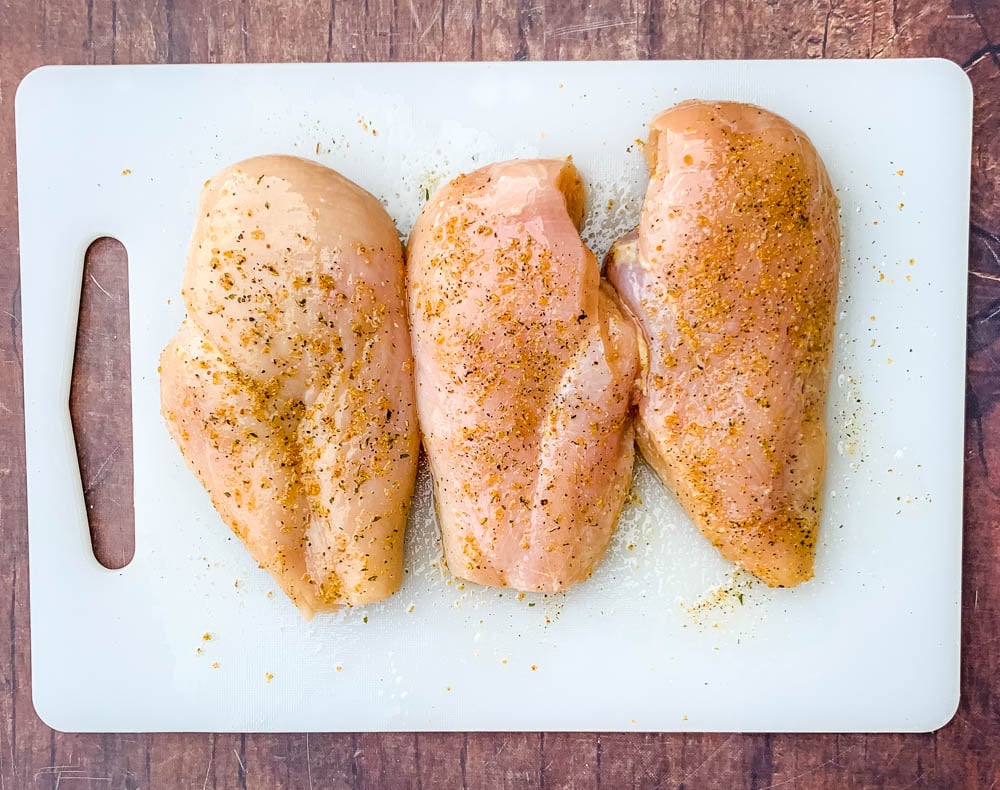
408,159,639,592
606,101,840,587
160,155,419,616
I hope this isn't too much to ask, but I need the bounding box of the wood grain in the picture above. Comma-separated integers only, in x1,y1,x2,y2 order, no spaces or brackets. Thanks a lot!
71,238,134,570
1,0,998,788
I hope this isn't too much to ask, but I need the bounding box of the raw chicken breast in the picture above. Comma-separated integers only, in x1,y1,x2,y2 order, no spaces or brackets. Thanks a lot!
606,101,840,587
160,155,419,616
408,159,639,592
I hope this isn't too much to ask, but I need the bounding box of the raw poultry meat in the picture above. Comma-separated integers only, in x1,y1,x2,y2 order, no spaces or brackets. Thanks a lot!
606,101,840,587
407,159,639,592
160,155,419,616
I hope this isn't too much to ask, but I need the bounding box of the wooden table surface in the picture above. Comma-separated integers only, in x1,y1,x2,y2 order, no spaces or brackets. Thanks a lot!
1,0,998,787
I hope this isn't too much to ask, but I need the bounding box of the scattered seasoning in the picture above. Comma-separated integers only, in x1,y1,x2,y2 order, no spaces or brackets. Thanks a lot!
163,162,419,612
121,168,131,176
202,633,212,641
265,672,274,683
530,665,538,671
211,662,220,669
336,665,343,672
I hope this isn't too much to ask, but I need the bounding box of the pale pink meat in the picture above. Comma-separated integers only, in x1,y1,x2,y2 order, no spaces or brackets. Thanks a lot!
607,102,840,587
408,159,639,592
160,155,419,616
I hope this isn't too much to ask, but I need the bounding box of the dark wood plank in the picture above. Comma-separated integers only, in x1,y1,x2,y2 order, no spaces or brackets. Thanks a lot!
970,0,1000,62
539,732,597,790
969,54,1000,233
0,0,998,788
542,0,642,60
71,238,135,570
464,733,542,790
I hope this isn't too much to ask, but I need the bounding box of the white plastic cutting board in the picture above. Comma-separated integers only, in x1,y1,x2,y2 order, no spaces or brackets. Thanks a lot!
16,60,971,733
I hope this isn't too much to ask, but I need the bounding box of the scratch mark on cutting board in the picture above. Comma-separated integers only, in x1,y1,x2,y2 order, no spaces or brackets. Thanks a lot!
871,5,935,57
675,734,737,786
551,18,631,36
757,747,860,790
979,304,1000,324
306,733,314,790
417,2,443,41
83,444,120,494
978,235,1000,268
88,273,113,300
202,750,213,790
900,771,927,788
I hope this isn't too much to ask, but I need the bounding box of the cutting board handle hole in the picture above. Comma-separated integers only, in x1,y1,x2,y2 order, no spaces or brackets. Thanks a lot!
69,237,136,570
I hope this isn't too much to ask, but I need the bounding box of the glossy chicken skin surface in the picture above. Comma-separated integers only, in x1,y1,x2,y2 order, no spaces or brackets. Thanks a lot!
160,155,419,616
408,159,639,592
606,101,840,587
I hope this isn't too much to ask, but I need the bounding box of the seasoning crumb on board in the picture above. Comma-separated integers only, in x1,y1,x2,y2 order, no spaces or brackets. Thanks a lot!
211,662,220,669
265,672,274,683
121,168,131,175
202,632,212,641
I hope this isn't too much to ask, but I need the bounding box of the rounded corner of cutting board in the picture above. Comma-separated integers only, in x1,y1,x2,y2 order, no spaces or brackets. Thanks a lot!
32,682,79,735
915,685,962,735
